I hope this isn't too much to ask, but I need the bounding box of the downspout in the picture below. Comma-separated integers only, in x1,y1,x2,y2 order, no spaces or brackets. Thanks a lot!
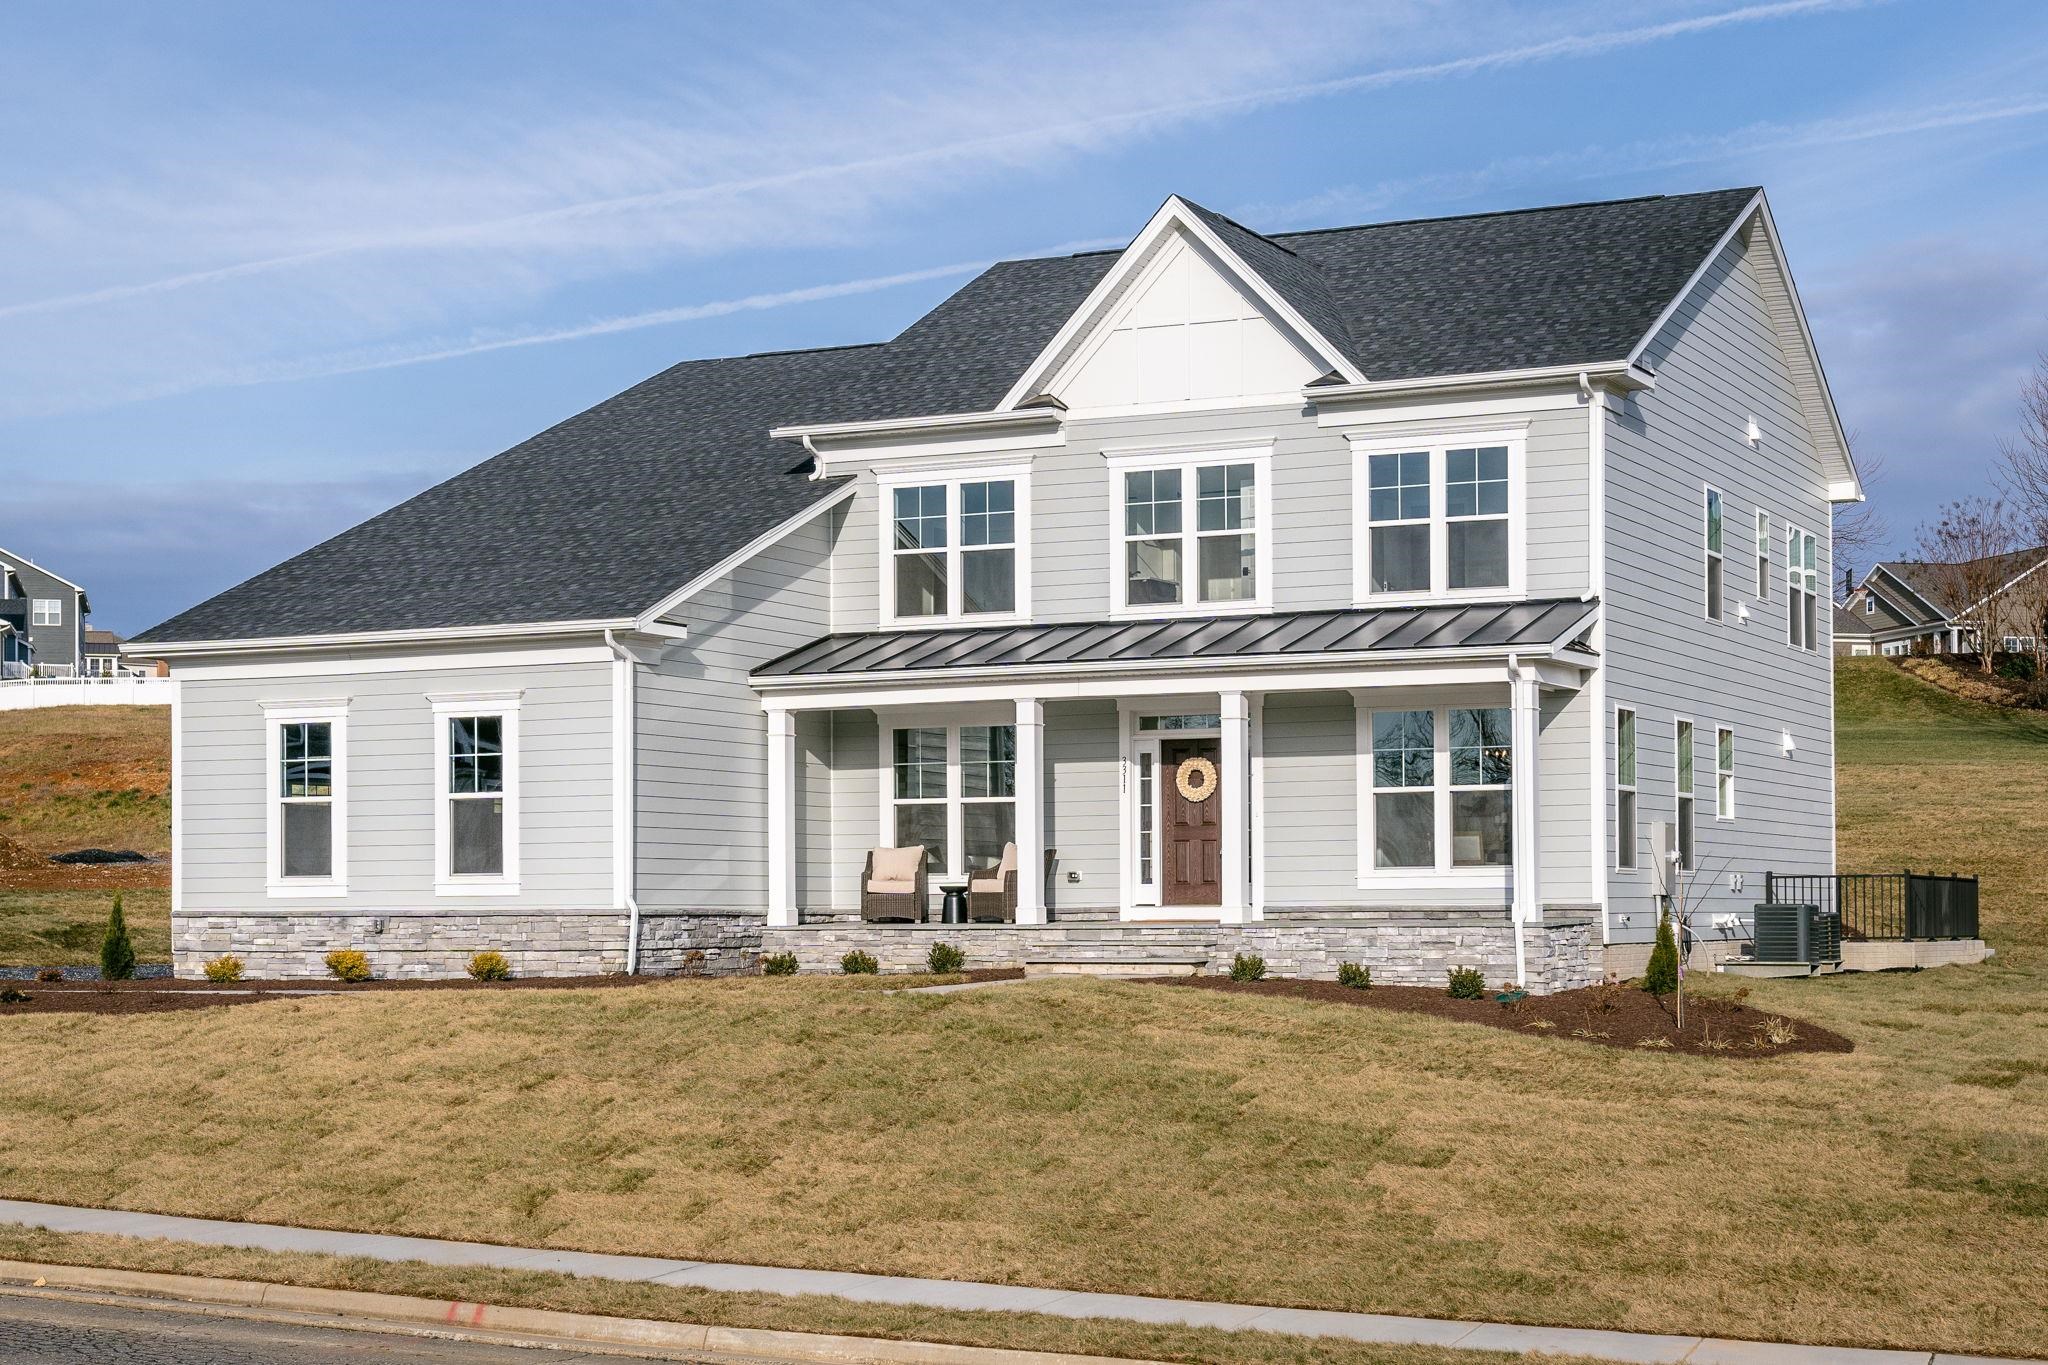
1508,651,1530,991
1580,370,1612,951
604,629,641,974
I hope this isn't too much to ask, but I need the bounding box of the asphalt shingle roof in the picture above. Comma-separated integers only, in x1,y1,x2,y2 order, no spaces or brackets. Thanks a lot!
136,188,1759,645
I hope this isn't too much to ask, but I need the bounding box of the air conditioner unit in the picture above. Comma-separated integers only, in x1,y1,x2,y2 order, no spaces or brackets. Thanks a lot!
1752,902,1841,965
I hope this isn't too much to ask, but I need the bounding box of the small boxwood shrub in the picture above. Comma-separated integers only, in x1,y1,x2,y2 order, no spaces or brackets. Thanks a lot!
467,951,512,981
0,986,29,1004
926,941,966,974
1228,952,1266,982
99,893,136,981
1642,909,1679,996
840,949,879,975
324,949,371,982
1446,965,1486,999
202,955,245,983
34,967,63,983
1336,961,1371,990
761,952,799,976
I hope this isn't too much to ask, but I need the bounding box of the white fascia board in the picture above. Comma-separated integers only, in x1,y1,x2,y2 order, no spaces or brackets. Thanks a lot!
635,482,858,628
132,616,636,658
994,195,1366,412
1306,361,1652,408
769,408,1062,444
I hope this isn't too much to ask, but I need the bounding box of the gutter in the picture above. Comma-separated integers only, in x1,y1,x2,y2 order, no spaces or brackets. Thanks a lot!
1304,360,1653,406
129,616,638,658
769,407,1062,444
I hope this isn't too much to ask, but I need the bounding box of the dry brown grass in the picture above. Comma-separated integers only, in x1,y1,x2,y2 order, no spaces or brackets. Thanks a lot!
0,665,2039,1357
0,888,169,966
0,705,170,855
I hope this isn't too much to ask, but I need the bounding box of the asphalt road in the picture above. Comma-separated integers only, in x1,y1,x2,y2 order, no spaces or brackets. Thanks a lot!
0,1289,731,1363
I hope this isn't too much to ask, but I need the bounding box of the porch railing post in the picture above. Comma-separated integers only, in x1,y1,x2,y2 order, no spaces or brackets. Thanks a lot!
765,706,798,928
1014,696,1047,925
1220,690,1251,924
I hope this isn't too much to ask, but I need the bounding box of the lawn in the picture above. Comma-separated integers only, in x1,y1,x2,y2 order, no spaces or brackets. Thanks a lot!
0,663,2040,1358
0,887,168,967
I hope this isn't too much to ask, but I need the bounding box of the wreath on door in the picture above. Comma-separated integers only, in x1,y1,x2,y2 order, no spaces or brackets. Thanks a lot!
1175,755,1219,803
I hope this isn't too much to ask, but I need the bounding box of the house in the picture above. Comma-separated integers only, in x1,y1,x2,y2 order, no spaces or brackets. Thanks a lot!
130,187,1860,990
1843,552,2048,657
1833,602,1876,657
84,627,165,678
0,548,89,677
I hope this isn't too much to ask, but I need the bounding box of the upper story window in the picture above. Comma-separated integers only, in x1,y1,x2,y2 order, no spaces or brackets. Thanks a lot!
1754,509,1770,600
1353,432,1522,603
881,470,1029,627
1704,488,1725,621
1787,527,1819,650
1715,725,1736,819
31,599,61,627
1108,449,1270,615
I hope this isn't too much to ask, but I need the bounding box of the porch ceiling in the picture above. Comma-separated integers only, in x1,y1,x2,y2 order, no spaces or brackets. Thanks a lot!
754,597,1597,684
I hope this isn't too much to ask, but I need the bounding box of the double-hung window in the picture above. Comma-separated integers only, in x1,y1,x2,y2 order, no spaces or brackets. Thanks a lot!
882,471,1028,626
1358,702,1512,881
1755,510,1770,600
888,722,1017,879
432,693,520,894
31,599,60,627
1704,488,1725,621
263,702,347,896
1715,726,1736,819
1615,708,1638,871
1787,526,1819,650
1675,719,1695,871
1110,450,1269,613
1353,433,1521,601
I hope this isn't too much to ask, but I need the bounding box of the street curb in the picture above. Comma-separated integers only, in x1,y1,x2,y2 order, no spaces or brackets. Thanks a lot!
0,1259,1164,1365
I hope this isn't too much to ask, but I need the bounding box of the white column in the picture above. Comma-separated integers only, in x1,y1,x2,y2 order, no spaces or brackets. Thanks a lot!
766,706,798,927
1220,690,1251,924
1014,697,1046,925
1510,667,1544,929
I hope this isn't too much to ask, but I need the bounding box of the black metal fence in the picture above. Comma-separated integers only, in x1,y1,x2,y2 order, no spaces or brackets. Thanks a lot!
1762,872,1979,941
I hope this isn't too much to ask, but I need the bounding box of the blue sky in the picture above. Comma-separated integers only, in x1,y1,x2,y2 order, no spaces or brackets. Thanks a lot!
3,0,2046,634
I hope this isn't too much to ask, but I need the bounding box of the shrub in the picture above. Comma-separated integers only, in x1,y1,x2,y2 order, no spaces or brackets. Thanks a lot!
1228,952,1267,982
1336,961,1371,990
1995,651,2037,681
2025,676,2048,710
202,955,245,983
1642,908,1679,996
1446,965,1485,999
840,949,879,975
34,967,63,983
926,941,966,974
98,893,136,981
324,949,371,982
0,986,28,1004
467,951,512,981
761,952,799,976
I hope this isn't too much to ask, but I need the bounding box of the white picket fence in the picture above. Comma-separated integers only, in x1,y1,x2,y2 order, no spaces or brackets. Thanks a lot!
0,676,175,709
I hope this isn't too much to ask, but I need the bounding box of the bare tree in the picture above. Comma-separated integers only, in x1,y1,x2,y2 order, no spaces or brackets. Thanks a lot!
1913,497,2022,672
1833,443,1890,573
1996,353,2048,547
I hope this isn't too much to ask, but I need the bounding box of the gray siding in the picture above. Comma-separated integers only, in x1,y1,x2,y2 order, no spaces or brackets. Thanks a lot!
1601,226,1836,942
1042,699,1119,914
179,657,613,913
0,552,84,669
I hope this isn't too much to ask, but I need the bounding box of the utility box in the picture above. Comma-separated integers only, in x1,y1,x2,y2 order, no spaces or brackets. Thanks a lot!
1752,902,1842,965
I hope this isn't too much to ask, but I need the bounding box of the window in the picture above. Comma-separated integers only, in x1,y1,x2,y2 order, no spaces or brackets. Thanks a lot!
1675,719,1695,872
883,472,1027,625
1787,527,1819,650
31,599,60,627
262,703,347,896
1715,726,1735,820
1615,708,1638,870
1113,452,1267,612
1704,489,1724,621
888,722,1017,880
432,694,520,893
1355,434,1521,601
1755,509,1770,600
1360,704,1511,878
1862,595,1875,615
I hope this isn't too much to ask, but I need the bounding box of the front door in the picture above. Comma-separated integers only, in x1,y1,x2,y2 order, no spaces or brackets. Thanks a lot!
1161,738,1222,905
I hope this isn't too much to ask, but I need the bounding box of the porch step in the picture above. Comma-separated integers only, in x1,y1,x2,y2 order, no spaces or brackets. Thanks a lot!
1024,956,1209,979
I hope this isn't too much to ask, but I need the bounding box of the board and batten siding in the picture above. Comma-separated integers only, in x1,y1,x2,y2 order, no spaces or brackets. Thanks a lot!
1600,225,1836,943
178,656,613,913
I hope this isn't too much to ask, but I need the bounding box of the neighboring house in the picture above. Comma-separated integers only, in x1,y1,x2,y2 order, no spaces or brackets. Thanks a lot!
0,548,89,676
0,623,29,680
1833,602,1876,657
131,187,1860,990
1843,552,2048,657
84,627,165,677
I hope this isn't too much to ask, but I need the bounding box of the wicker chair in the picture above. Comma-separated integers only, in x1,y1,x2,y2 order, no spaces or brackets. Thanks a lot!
860,846,929,923
967,843,1056,923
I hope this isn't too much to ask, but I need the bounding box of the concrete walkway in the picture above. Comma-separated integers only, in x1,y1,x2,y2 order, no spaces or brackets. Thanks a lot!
0,1200,2028,1365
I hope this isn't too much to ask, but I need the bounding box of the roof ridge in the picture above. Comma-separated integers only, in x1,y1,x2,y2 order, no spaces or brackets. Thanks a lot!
1257,186,1760,242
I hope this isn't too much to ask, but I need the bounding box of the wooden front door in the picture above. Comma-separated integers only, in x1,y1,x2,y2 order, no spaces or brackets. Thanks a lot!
1161,738,1222,906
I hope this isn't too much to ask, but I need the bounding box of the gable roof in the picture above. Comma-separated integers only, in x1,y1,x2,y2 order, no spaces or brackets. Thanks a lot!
0,546,89,607
136,186,1788,648
1833,603,1875,639
1867,549,2048,624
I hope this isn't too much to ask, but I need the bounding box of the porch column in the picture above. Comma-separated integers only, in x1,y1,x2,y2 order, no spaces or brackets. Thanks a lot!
1014,696,1047,925
765,706,797,928
1509,666,1543,929
1220,690,1251,924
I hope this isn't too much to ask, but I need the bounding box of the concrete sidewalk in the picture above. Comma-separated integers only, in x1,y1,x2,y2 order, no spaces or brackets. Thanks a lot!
0,1200,2028,1365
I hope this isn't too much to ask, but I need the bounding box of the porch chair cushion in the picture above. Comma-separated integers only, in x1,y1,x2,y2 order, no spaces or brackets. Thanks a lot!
868,846,925,891
967,842,1018,894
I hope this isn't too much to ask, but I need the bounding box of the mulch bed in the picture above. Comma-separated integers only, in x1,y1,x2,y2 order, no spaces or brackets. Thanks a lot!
1157,976,1853,1058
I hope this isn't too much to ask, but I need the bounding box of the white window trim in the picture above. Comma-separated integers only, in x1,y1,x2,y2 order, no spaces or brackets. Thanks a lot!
1787,525,1818,651
1104,446,1273,619
1703,486,1725,623
1353,697,1514,894
1715,724,1736,821
261,699,349,899
1349,429,1527,606
430,690,523,897
1754,508,1770,601
877,463,1033,630
1674,716,1696,873
1614,706,1638,872
31,598,62,627
875,707,1018,888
